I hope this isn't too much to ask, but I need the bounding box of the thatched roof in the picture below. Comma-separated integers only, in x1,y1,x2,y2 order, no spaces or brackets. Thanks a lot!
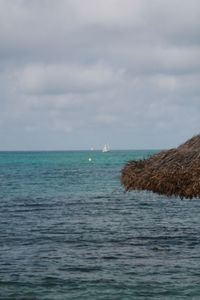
121,135,200,199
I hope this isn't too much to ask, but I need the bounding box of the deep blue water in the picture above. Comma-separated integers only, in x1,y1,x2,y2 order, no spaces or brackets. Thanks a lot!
1,150,200,300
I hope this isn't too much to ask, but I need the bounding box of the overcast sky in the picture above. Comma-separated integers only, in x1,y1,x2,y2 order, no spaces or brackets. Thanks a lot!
0,0,200,150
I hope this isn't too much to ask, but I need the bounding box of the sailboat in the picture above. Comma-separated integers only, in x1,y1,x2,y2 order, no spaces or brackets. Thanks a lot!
102,144,110,153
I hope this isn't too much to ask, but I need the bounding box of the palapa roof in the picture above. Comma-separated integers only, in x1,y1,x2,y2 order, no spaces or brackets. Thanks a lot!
121,134,200,199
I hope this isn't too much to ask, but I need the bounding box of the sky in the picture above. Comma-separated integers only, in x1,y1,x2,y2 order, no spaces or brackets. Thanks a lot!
0,0,200,150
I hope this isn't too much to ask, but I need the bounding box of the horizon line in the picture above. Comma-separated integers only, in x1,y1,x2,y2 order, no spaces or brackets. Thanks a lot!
0,148,165,152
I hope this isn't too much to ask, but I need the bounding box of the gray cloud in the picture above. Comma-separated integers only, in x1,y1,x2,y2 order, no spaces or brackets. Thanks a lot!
0,0,200,150
15,63,125,94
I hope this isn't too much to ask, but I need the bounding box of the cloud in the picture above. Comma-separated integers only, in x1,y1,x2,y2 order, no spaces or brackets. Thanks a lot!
0,0,199,149
143,0,200,45
15,63,125,95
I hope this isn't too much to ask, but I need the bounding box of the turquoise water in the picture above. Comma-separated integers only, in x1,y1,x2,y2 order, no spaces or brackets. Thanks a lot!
1,150,200,299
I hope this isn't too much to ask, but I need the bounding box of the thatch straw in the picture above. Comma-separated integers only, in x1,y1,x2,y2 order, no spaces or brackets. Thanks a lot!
121,135,200,199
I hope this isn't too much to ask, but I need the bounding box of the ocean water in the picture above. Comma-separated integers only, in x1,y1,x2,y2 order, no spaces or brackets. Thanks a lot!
1,150,200,300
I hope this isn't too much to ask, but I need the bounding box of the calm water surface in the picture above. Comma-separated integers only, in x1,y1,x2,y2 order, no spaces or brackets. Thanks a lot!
0,150,200,299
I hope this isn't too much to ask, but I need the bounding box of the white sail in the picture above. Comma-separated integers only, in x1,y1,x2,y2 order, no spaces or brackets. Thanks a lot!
102,144,110,152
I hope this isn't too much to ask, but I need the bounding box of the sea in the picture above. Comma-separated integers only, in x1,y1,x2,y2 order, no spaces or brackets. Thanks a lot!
0,150,200,300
